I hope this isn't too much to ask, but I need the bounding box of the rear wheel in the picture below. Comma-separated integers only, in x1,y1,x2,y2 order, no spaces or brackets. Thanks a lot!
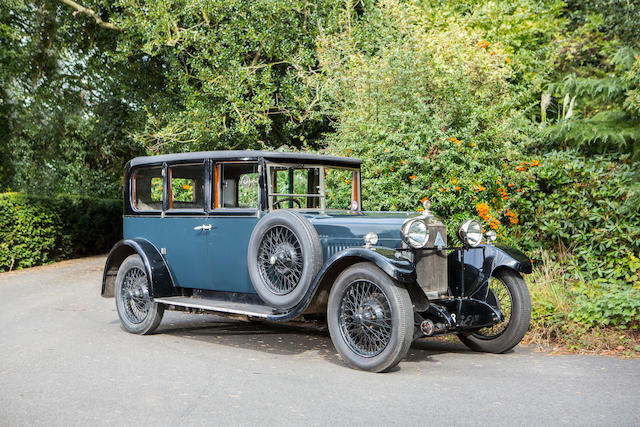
115,255,164,335
327,262,413,372
458,269,531,353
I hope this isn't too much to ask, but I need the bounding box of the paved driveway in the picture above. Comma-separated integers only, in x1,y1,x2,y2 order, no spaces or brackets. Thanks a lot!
1,256,639,426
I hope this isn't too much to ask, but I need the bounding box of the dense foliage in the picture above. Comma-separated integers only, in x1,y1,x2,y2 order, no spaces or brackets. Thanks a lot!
0,193,122,271
1,0,638,349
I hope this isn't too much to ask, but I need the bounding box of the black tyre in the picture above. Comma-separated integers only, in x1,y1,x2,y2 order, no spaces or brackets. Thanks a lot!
115,255,164,334
248,210,322,309
458,269,531,353
327,262,413,372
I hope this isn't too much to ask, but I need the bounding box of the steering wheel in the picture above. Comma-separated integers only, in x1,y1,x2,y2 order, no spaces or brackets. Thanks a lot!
273,198,303,209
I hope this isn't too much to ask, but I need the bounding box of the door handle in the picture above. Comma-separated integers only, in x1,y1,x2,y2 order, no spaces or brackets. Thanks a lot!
193,224,213,231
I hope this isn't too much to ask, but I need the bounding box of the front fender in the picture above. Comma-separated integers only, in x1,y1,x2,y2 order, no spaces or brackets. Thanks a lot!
267,247,416,321
447,243,532,299
324,247,416,283
101,239,176,298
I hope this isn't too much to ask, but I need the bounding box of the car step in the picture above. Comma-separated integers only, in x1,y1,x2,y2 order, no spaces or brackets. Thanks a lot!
154,296,281,318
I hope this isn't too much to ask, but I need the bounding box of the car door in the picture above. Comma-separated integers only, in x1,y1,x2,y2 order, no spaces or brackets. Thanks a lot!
162,162,214,289
208,161,260,293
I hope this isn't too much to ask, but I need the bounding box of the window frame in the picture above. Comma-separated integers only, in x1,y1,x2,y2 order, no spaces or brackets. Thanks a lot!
265,162,361,212
164,161,208,215
129,164,165,214
210,160,261,216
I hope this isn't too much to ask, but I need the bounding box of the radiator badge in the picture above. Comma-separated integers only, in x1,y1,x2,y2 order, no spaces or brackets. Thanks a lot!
434,232,445,249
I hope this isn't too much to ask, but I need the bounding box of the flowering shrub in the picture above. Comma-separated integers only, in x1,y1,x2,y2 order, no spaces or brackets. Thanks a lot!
315,0,639,332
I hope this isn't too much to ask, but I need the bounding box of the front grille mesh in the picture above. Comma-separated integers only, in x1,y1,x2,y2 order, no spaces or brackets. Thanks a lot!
415,225,448,298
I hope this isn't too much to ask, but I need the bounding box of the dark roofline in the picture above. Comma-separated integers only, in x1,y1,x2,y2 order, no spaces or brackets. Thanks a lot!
128,150,362,168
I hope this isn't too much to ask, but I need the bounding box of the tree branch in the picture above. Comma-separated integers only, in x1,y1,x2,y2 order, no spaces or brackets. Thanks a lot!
57,0,120,30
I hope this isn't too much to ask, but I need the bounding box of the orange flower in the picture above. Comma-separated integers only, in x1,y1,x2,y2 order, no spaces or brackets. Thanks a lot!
474,185,486,192
401,160,406,164
490,50,496,55
505,210,519,224
182,184,191,190
421,197,429,204
449,137,462,145
409,175,417,180
347,149,352,153
384,148,391,152
505,57,511,64
476,41,490,49
455,186,461,191
508,183,514,187
451,178,458,184
530,159,541,167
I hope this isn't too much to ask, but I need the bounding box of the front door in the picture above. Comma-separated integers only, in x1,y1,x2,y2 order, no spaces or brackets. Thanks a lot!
162,162,212,289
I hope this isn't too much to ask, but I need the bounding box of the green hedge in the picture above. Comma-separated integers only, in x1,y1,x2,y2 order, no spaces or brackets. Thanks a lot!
0,193,122,272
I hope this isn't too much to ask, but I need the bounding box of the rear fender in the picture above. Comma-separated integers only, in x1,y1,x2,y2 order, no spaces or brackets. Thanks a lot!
101,239,176,298
447,243,532,299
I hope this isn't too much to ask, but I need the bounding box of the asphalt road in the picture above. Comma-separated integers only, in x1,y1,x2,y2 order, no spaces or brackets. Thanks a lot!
1,256,639,426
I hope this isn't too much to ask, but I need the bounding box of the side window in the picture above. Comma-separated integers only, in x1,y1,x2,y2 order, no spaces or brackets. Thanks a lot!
169,163,204,210
215,163,259,209
132,166,163,211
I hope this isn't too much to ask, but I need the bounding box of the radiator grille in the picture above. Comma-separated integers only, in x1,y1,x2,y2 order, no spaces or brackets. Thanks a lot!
415,225,448,298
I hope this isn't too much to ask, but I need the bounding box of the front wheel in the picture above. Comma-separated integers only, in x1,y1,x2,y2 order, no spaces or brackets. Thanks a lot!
115,255,164,335
327,262,413,372
458,269,531,353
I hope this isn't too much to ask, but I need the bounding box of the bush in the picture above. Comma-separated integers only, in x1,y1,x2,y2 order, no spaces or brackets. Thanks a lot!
0,193,122,271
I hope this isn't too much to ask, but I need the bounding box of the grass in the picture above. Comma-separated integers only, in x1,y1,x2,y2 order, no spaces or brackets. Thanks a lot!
525,251,640,358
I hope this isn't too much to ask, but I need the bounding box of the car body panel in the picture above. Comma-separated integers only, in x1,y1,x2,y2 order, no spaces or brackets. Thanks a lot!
447,243,533,299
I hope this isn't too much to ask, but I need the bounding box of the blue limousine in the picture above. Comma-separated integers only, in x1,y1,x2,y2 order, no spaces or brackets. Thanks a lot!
101,151,532,372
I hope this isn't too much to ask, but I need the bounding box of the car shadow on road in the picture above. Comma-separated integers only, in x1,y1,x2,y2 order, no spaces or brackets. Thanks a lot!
157,314,474,367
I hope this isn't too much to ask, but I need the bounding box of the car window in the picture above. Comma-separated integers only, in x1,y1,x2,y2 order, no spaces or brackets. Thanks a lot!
324,168,354,210
169,163,204,210
216,163,259,209
270,166,321,209
132,166,163,211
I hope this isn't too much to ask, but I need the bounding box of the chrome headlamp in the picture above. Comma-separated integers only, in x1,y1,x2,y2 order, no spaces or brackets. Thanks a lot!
402,218,430,249
457,219,483,247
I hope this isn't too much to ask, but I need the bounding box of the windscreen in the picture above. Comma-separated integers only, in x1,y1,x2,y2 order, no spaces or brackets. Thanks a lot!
267,164,359,211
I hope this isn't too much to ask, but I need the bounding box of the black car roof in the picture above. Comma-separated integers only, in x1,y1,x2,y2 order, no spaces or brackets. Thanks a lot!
128,150,362,168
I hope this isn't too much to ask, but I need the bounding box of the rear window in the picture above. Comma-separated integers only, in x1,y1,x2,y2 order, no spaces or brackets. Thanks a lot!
132,166,163,211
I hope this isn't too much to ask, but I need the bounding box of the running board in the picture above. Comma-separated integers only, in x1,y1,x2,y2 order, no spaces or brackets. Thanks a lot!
154,296,282,319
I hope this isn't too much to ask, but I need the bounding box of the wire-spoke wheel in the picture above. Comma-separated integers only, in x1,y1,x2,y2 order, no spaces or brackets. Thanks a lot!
458,269,531,353
115,255,164,335
328,262,413,372
258,225,303,295
339,280,392,357
475,276,513,338
248,210,322,309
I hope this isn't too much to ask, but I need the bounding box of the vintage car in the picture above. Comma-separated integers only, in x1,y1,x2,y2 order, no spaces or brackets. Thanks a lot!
102,150,532,372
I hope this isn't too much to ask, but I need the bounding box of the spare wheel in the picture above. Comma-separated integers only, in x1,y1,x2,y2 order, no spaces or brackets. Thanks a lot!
247,210,322,309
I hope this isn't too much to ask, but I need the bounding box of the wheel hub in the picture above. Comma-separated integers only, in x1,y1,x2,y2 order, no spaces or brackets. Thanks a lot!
269,243,298,275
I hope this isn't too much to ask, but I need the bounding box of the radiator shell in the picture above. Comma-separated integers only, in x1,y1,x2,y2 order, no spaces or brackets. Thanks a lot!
415,221,448,299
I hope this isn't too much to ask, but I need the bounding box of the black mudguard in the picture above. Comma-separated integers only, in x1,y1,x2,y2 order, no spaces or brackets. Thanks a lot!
269,247,416,321
101,239,176,298
447,243,532,299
